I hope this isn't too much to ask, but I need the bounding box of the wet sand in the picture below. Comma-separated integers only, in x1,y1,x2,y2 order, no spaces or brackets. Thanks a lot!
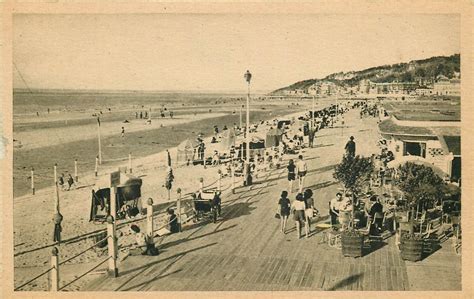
13,98,308,197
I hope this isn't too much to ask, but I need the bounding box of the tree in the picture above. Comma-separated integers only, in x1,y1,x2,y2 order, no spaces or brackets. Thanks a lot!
333,155,373,193
400,71,414,82
395,162,446,216
333,155,373,229
415,67,426,78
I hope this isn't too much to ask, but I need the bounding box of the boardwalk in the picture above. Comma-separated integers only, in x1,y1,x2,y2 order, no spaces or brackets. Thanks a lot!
84,109,461,291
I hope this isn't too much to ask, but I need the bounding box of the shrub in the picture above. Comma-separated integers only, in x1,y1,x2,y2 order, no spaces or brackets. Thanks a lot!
395,162,446,210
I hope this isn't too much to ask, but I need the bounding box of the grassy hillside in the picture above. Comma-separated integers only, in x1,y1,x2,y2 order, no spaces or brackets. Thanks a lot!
272,54,460,94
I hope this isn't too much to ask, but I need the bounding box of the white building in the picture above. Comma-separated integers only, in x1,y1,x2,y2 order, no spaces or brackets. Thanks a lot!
433,76,460,96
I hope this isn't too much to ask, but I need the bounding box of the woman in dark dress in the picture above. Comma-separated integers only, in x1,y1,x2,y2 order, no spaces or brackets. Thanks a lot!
287,159,296,193
278,191,291,233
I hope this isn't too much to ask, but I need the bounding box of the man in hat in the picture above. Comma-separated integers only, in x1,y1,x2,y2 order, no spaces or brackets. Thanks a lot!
345,136,356,158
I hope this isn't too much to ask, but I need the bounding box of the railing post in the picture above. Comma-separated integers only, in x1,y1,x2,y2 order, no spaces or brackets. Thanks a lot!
146,198,154,239
203,149,207,169
110,186,117,219
128,152,133,174
199,177,204,194
231,164,236,194
50,247,59,291
31,167,35,195
106,215,118,277
53,163,57,185
217,169,222,192
177,188,182,232
74,159,78,182
95,156,99,177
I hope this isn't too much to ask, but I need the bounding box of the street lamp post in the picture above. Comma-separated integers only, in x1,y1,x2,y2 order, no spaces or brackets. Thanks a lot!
239,104,243,129
244,70,252,183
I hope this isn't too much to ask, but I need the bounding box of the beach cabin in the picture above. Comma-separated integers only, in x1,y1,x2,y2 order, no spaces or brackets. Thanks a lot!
89,172,143,222
378,104,461,182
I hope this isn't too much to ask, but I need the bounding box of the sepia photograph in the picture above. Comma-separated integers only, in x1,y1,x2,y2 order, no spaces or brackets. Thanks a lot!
2,2,471,295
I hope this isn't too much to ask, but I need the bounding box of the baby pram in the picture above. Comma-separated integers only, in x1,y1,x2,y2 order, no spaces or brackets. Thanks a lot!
192,190,221,223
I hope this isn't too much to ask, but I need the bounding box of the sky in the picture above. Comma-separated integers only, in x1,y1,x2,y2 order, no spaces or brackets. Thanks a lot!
13,14,460,93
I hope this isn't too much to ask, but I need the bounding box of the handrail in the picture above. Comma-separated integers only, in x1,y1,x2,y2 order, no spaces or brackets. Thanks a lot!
14,267,54,291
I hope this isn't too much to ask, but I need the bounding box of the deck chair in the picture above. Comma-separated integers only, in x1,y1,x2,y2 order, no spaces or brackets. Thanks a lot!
451,216,461,255
414,212,429,234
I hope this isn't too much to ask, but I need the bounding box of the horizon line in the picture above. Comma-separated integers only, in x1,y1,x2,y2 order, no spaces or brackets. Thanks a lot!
13,88,272,95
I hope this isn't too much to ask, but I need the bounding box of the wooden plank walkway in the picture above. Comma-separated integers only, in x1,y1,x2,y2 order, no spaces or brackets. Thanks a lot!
83,109,460,291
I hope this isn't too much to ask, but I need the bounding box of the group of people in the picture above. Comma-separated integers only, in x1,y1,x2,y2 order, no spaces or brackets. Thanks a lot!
58,173,75,191
128,207,179,256
277,188,317,239
329,191,385,235
286,155,308,193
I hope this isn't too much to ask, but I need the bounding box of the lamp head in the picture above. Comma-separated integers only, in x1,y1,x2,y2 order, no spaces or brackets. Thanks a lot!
244,70,252,83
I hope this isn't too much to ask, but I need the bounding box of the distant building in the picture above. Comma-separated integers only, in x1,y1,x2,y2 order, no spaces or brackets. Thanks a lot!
361,80,418,95
433,76,460,96
415,88,434,96
295,88,306,96
307,84,320,96
307,81,337,96
358,79,371,94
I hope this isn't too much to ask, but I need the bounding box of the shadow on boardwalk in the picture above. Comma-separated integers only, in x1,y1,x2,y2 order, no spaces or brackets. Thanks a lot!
327,273,364,291
119,242,218,277
159,224,238,250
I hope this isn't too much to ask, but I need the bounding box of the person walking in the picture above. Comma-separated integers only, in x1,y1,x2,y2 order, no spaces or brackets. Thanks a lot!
345,136,356,158
291,193,308,239
278,191,291,233
198,141,206,163
296,155,308,192
121,127,125,138
58,173,66,190
67,174,75,191
303,189,315,233
308,127,315,148
287,159,296,193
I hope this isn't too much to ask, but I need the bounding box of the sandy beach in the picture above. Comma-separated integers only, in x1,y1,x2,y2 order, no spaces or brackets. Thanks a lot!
13,94,310,198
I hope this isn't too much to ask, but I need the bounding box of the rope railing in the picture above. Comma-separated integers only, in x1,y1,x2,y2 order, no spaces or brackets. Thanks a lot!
151,207,196,235
58,236,109,266
101,157,129,163
19,165,248,288
14,266,55,291
59,256,111,291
